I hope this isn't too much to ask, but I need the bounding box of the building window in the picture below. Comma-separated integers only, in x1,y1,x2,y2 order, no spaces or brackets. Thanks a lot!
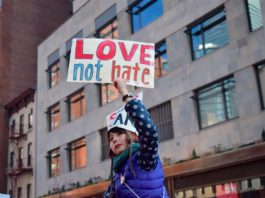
246,0,263,31
18,187,22,198
67,89,86,121
19,114,24,133
155,40,168,78
47,103,60,131
194,76,239,129
100,128,109,161
65,51,71,67
187,7,229,60
27,184,31,198
10,152,14,168
129,0,163,33
48,61,60,88
149,101,174,142
95,18,118,39
69,138,87,170
255,63,265,110
11,119,16,134
18,147,23,168
48,148,60,177
100,84,120,106
28,108,33,129
95,18,119,105
28,143,32,167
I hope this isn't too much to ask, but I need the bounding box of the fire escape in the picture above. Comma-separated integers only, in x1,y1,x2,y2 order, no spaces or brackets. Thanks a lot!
6,123,33,198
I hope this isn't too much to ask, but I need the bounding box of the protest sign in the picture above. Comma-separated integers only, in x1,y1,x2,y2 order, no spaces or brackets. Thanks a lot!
106,92,143,133
67,39,155,88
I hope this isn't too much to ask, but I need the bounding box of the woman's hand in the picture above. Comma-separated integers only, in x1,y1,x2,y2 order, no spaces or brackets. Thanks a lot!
114,79,129,96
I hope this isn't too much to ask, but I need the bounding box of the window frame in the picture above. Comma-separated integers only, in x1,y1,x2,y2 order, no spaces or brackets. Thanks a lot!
68,137,87,171
99,83,120,106
19,114,24,133
155,40,168,78
254,62,265,110
245,0,264,32
18,187,22,198
47,60,60,88
10,151,14,168
94,17,118,39
194,75,239,129
47,103,60,131
27,183,31,198
128,0,164,33
47,148,60,177
186,6,228,60
28,108,33,129
27,143,32,167
66,88,86,121
100,127,109,161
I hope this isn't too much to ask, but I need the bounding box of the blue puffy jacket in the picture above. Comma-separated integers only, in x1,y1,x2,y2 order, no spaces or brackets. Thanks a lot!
114,153,169,198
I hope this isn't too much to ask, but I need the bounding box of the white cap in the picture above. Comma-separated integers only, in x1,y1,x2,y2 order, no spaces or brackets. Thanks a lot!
106,92,143,135
106,106,138,135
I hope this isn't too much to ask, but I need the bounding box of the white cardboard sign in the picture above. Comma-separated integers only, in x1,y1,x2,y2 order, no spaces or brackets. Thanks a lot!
67,38,155,88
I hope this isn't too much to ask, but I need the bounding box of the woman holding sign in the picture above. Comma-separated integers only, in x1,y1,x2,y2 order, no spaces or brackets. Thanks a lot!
103,80,169,198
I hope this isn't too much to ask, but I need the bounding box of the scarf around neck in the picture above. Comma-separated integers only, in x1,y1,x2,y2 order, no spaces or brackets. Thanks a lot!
112,143,139,173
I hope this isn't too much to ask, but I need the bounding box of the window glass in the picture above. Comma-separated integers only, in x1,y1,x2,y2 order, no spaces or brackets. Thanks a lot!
10,152,14,168
190,9,229,60
18,187,22,198
155,41,168,78
98,19,118,39
70,138,87,170
48,104,60,131
196,76,238,128
246,0,263,31
130,0,163,33
256,64,265,109
100,84,119,105
149,101,174,142
49,61,60,88
48,148,60,177
28,108,33,129
19,114,24,133
28,143,32,167
27,184,31,198
68,90,86,121
100,128,109,161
